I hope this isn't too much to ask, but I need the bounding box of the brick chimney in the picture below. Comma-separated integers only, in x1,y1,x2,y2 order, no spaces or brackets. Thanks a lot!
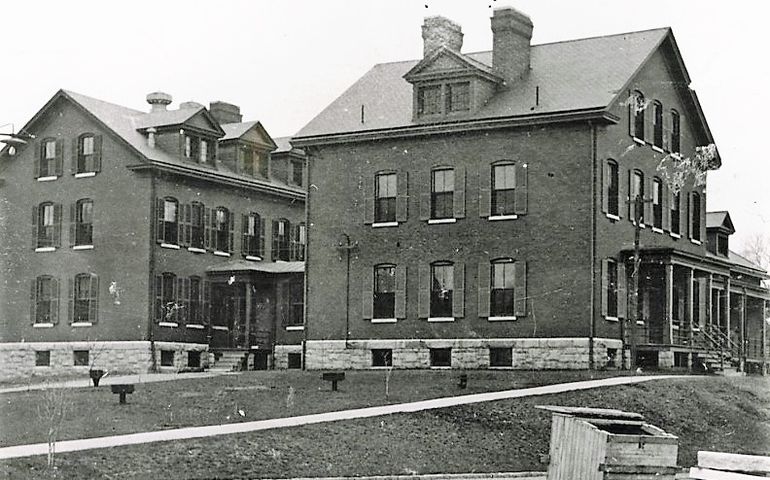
209,101,243,125
491,7,533,85
146,92,172,112
422,16,463,58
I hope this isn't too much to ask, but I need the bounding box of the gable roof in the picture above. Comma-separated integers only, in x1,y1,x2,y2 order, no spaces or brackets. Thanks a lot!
728,250,768,276
403,45,502,83
220,120,278,151
706,211,735,234
295,28,671,140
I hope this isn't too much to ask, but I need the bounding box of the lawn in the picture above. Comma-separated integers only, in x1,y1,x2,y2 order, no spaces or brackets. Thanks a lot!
1,374,767,479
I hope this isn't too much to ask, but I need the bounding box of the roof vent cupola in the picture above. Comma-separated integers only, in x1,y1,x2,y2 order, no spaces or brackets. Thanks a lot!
491,7,534,85
422,16,463,57
146,92,173,113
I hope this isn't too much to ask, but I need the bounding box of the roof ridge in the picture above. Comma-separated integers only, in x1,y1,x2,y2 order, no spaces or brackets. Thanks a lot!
530,26,670,48
63,89,145,116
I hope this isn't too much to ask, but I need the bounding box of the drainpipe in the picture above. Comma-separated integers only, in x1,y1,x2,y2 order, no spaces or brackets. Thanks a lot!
589,121,597,371
148,171,158,373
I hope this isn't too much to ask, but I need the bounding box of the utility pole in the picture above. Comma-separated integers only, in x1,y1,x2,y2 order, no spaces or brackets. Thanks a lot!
628,193,652,370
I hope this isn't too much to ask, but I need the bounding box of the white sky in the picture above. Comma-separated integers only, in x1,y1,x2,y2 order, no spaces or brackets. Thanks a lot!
1,0,767,252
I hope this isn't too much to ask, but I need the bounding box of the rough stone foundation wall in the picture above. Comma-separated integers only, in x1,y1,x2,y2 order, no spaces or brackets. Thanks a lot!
0,341,208,382
273,344,303,369
304,338,623,370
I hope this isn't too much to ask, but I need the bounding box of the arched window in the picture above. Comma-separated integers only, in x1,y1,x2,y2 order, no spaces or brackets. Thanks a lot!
491,162,516,216
73,273,98,324
213,207,230,253
431,168,454,220
633,91,645,140
652,101,663,148
73,198,93,246
33,275,59,324
37,138,60,179
190,202,205,249
293,222,307,261
692,192,701,241
272,218,291,261
606,160,619,216
430,261,454,318
630,170,645,224
242,212,262,259
35,201,59,248
652,178,663,229
157,197,179,245
375,171,397,223
606,259,618,318
490,259,515,317
154,272,176,323
670,110,681,153
76,133,101,174
374,264,396,319
670,190,681,235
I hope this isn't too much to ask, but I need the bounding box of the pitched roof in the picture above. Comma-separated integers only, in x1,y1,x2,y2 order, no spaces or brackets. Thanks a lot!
706,211,735,233
728,250,768,275
134,107,201,130
295,28,670,138
221,121,260,141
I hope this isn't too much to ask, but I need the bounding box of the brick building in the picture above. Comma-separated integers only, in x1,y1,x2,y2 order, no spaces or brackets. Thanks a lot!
0,90,307,380
293,9,769,371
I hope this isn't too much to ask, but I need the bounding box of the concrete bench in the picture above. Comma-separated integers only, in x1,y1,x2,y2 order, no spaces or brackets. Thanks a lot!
321,372,345,391
110,384,135,404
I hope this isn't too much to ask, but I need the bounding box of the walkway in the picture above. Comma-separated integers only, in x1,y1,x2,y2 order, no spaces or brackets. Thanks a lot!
0,371,227,394
0,374,692,460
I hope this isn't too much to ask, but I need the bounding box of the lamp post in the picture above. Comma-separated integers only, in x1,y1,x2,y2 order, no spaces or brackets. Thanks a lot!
336,233,358,348
0,123,35,153
628,193,653,369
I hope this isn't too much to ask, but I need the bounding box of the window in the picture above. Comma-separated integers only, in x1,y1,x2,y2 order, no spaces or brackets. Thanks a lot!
491,260,515,317
257,152,268,177
692,280,700,329
213,207,231,253
372,349,393,367
672,284,684,325
242,148,255,176
292,223,306,261
291,160,304,187
184,135,199,161
155,273,177,323
374,265,396,319
431,169,454,220
630,170,644,224
156,197,179,245
73,199,93,246
652,102,663,148
633,91,645,139
35,351,51,367
375,173,397,223
430,262,453,318
272,219,291,261
188,351,201,368
489,347,513,367
73,350,89,367
189,276,202,324
447,82,470,112
190,202,205,249
35,202,60,249
429,348,451,367
492,164,516,216
32,276,59,324
37,138,59,178
76,134,101,174
607,348,618,368
652,179,663,229
73,273,98,324
160,350,174,367
671,191,681,235
288,280,304,326
287,353,302,369
671,110,681,154
607,259,618,318
692,192,701,241
242,213,263,258
717,234,729,256
417,85,442,116
606,161,619,217
200,140,208,163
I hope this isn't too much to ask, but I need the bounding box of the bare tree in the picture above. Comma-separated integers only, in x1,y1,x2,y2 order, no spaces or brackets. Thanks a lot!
742,233,770,288
36,385,70,469
383,351,395,401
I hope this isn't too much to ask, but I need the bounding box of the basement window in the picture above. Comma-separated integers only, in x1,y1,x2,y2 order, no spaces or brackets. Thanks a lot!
372,349,393,367
160,350,175,367
36,351,51,367
489,347,512,367
429,348,451,367
287,353,302,369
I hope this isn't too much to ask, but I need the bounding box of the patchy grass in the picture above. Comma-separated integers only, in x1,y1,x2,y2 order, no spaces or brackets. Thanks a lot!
0,369,636,447
1,375,767,479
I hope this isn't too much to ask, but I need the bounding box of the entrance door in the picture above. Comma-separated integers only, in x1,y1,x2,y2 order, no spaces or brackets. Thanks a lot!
210,283,248,349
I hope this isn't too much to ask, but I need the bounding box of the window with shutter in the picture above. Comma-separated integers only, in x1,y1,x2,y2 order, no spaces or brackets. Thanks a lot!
73,273,98,324
272,218,291,261
652,102,663,148
671,110,681,154
632,90,645,140
670,191,681,235
652,179,663,229
160,198,179,245
513,163,528,215
191,202,205,249
189,276,202,325
33,276,57,324
373,264,395,320
374,172,396,224
607,259,618,318
75,134,99,175
491,163,516,217
430,262,453,318
431,169,454,220
490,260,515,318
605,160,619,217
513,261,527,317
74,199,94,246
35,202,56,249
38,138,58,178
212,207,230,253
691,192,702,241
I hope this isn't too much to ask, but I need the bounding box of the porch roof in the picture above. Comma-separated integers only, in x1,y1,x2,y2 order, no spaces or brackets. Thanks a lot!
206,260,304,274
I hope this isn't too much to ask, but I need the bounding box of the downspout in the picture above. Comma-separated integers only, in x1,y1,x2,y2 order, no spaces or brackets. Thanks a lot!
148,171,158,373
589,121,597,371
301,149,313,370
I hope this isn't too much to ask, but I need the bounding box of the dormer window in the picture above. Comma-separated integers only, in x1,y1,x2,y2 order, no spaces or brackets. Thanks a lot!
184,134,214,164
446,82,470,112
717,233,729,256
418,85,442,116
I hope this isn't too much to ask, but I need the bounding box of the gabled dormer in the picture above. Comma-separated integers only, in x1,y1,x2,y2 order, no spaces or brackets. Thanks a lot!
706,211,735,257
136,92,225,167
218,118,277,179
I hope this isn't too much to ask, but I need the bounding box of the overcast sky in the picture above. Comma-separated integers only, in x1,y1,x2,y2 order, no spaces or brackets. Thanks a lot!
1,0,767,253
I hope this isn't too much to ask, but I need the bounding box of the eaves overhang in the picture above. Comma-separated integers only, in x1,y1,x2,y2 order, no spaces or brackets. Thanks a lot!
292,107,618,148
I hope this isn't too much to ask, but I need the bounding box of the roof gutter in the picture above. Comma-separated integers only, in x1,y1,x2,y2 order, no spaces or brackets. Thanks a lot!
292,108,618,147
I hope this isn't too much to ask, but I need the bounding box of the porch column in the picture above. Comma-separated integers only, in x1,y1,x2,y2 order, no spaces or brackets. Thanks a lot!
740,290,746,371
707,273,713,328
687,268,695,348
763,299,768,372
725,276,731,343
665,263,674,345
244,281,252,350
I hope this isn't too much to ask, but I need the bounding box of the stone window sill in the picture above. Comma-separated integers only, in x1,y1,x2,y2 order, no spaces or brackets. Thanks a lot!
489,366,514,370
33,323,54,328
428,218,457,225
160,243,180,250
158,322,178,328
428,317,454,323
37,176,58,182
211,325,228,331
188,247,206,254
372,222,399,228
245,255,263,261
632,137,645,146
35,247,56,253
636,320,645,326
71,322,93,327
186,324,205,329
73,245,94,250
690,239,702,246
371,318,397,324
489,316,517,322
213,251,231,257
652,145,665,153
605,213,620,221
652,227,664,234
489,215,518,222
430,366,452,370
670,232,682,239
604,316,619,322
286,325,305,331
74,172,96,178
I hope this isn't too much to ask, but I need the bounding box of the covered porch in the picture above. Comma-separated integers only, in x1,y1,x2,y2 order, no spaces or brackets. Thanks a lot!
622,248,769,372
205,260,304,370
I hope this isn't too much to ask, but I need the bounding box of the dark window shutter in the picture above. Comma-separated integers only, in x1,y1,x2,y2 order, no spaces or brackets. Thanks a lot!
452,263,465,318
363,175,374,225
32,205,38,248
627,169,633,220
259,219,265,257
643,178,652,225
68,277,74,324
453,167,465,219
89,275,99,324
662,113,670,151
203,208,211,250
55,139,64,176
617,261,627,319
276,281,288,326
601,259,609,317
419,170,431,221
202,280,211,325
71,139,79,174
700,192,706,243
479,165,491,218
30,279,36,324
241,214,249,256
153,274,162,322
53,203,62,247
698,279,707,327
289,224,297,260
627,92,635,137
395,265,407,319
177,205,186,247
362,266,373,320
155,198,164,243
396,171,409,222
601,162,609,214
34,144,41,179
69,202,76,247
271,220,279,261
228,212,235,253
478,261,491,318
644,104,653,143
418,263,429,318
93,135,103,172
662,182,670,231
687,192,693,239
51,278,60,324
184,204,192,247
513,261,527,317
514,163,528,215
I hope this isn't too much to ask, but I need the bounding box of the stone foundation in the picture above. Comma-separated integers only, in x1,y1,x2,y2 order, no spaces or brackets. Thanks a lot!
0,341,208,382
274,344,303,369
304,338,623,370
